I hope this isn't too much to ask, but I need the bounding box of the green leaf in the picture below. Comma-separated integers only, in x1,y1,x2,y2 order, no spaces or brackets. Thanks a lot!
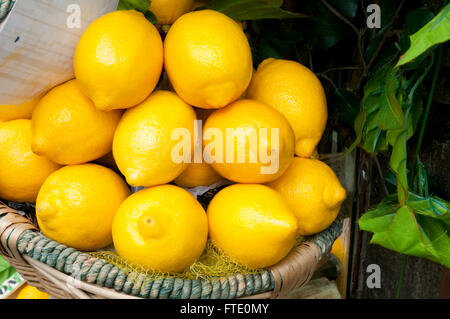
144,9,158,24
335,89,360,127
256,30,302,63
407,193,450,224
117,0,151,12
351,66,405,154
359,196,450,268
399,8,435,57
205,0,308,20
396,3,450,67
384,169,397,194
304,1,348,51
0,255,16,286
386,106,409,205
328,0,358,20
411,159,429,197
117,0,156,24
404,8,436,36
375,72,404,130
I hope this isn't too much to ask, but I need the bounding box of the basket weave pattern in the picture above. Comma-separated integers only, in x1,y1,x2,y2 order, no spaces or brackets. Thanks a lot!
0,202,342,299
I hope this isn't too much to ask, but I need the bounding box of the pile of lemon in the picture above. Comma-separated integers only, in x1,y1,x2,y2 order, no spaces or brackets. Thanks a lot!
0,3,346,273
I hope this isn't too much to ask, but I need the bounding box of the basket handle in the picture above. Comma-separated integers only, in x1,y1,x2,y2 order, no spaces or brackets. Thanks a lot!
0,202,38,262
268,241,321,298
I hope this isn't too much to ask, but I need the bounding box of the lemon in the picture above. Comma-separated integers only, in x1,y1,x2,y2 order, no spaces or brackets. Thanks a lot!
207,184,297,268
164,9,252,109
267,157,346,235
31,80,122,165
36,164,130,251
0,120,61,203
16,284,50,299
248,58,328,158
74,10,163,111
174,107,222,188
150,0,194,25
203,99,295,183
0,95,41,122
331,237,345,264
113,90,196,187
174,162,222,188
112,185,208,272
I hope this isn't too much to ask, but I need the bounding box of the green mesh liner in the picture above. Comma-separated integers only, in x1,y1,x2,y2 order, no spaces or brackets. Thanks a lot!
11,214,343,298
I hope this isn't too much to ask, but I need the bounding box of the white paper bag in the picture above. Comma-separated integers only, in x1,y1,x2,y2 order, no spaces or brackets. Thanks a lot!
0,0,119,105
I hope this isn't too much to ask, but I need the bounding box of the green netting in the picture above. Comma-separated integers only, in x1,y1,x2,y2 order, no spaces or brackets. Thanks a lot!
88,236,305,282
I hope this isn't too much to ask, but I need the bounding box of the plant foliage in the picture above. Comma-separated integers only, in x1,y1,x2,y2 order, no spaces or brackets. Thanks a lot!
352,3,450,267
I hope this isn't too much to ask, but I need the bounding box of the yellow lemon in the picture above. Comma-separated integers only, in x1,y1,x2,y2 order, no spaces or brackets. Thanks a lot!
0,120,61,203
331,237,345,263
31,80,122,165
164,9,252,109
207,184,297,268
16,284,50,299
174,107,222,188
248,58,328,158
203,99,295,183
112,185,208,272
113,90,196,187
0,95,41,122
74,10,163,111
174,162,222,188
150,0,194,25
267,157,346,236
36,164,130,251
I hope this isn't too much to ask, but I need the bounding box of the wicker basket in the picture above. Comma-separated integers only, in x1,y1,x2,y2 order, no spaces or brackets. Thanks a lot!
0,201,342,299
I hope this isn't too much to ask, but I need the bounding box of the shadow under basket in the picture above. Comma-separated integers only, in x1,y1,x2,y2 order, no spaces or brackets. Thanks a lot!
0,202,342,299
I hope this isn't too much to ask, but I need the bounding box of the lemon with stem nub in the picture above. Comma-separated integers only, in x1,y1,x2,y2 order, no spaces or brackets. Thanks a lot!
112,185,208,273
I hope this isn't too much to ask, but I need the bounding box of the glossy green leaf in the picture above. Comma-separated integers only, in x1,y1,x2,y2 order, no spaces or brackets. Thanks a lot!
375,72,404,130
304,1,349,51
335,89,360,127
328,0,358,20
205,0,308,20
117,0,151,12
384,169,397,194
350,66,405,154
117,0,156,23
0,255,15,286
144,10,157,24
255,30,302,64
359,194,450,268
386,106,409,205
408,193,450,224
397,3,450,67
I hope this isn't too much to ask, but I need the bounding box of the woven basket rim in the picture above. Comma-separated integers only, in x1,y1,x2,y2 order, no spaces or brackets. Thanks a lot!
0,202,342,299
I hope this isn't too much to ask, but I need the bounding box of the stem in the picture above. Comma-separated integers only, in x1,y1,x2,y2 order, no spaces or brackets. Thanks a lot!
320,0,367,74
396,255,408,299
415,45,444,160
321,66,362,74
320,0,359,35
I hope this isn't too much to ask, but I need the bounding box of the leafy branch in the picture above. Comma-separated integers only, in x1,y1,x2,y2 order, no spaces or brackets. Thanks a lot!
355,3,450,268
